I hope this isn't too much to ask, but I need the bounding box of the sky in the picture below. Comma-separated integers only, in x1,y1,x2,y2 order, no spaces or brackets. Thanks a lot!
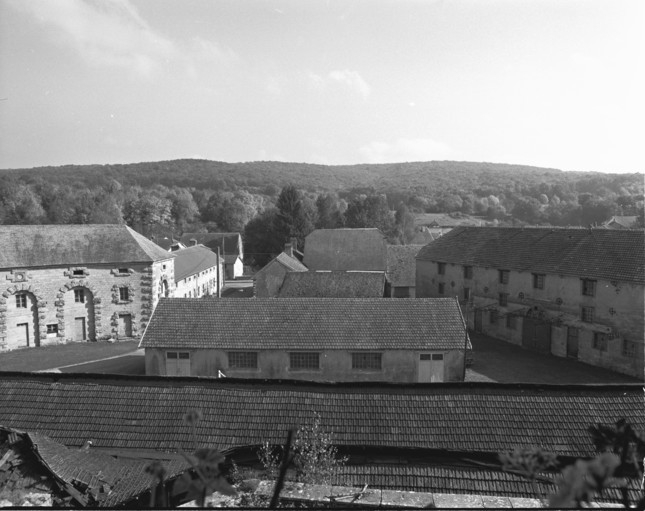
0,0,643,173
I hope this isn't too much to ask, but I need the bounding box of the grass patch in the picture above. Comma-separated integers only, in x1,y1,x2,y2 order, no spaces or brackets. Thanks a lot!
0,340,140,372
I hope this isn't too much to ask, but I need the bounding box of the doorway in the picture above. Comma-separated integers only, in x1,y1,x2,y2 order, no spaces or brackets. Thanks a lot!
418,353,445,382
17,323,29,347
74,317,87,342
117,314,132,338
566,327,579,359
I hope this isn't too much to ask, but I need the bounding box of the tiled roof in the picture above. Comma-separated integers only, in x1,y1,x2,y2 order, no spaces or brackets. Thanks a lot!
273,252,309,272
179,232,242,257
304,229,387,271
386,245,424,288
414,214,482,228
173,244,221,282
1,426,188,507
0,374,642,459
416,227,645,284
277,271,386,298
140,297,466,350
0,225,173,269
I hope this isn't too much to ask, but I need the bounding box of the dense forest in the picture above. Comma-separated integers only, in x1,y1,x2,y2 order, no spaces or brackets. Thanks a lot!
1,160,643,266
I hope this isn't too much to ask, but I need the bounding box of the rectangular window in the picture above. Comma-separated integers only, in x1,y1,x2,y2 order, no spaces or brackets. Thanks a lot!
74,289,85,303
505,314,515,329
581,306,594,323
463,288,471,301
499,270,509,284
118,268,129,274
581,279,596,297
532,274,545,289
438,282,445,295
437,262,446,275
289,352,320,371
622,339,638,358
593,332,608,351
499,293,508,307
46,324,58,335
15,294,27,308
72,269,84,276
119,287,129,301
166,351,190,376
463,266,473,279
228,351,258,369
490,310,498,324
351,352,382,371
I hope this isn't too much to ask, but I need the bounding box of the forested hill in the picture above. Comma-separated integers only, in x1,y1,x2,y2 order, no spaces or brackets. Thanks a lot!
3,159,641,196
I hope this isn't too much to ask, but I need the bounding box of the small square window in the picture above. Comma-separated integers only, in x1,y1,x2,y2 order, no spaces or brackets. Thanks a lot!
437,262,446,275
73,269,85,276
438,282,445,295
622,339,638,358
228,352,258,369
118,268,129,274
119,287,129,301
15,294,27,308
463,266,473,279
593,332,608,351
499,270,509,284
532,274,545,290
499,293,508,307
46,324,58,335
289,352,320,371
463,288,471,301
74,289,85,303
351,352,382,371
490,310,498,324
581,306,594,323
581,279,596,297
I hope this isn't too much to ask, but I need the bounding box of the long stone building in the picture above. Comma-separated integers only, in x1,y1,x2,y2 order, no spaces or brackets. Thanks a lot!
416,226,644,378
0,224,175,350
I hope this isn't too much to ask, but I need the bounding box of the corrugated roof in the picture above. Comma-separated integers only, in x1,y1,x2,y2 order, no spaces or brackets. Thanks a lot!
173,245,221,282
278,271,386,298
304,229,387,271
140,297,465,350
0,374,641,459
179,232,242,257
0,225,172,268
386,245,424,288
416,227,645,284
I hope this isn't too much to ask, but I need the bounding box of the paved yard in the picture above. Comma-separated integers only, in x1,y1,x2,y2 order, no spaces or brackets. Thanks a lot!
466,332,642,384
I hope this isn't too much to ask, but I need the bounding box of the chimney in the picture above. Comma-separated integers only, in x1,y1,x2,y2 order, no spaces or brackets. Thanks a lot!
284,242,294,257
190,238,198,246
290,237,298,250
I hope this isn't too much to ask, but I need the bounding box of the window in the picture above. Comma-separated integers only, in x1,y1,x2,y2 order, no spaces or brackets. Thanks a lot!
581,279,596,297
438,282,445,295
15,293,27,308
72,269,84,276
118,268,129,274
581,306,594,323
532,273,545,289
622,339,638,358
490,310,498,324
46,324,58,335
463,288,471,301
119,287,129,301
499,293,508,307
505,314,516,329
166,351,190,376
593,332,608,351
352,352,382,371
228,351,258,369
463,266,473,279
498,270,509,284
74,289,85,303
289,352,320,371
437,262,446,275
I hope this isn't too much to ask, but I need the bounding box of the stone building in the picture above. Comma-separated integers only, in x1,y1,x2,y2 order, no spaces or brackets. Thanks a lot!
179,232,244,279
0,225,175,350
173,244,223,298
253,243,308,297
416,226,644,378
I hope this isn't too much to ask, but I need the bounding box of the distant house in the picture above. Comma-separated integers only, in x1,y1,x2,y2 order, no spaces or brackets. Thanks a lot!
179,232,244,279
416,227,644,378
254,243,308,297
173,244,224,298
0,225,175,350
303,228,387,272
386,245,424,298
141,297,469,382
602,215,638,229
277,271,387,298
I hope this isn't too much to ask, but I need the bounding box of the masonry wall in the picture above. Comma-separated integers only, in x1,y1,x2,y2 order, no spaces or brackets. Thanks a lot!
175,262,222,298
0,258,174,351
145,347,464,382
416,259,644,377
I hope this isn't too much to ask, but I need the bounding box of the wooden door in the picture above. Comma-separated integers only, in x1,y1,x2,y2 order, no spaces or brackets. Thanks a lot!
74,317,86,341
418,353,444,382
567,327,579,359
17,323,29,347
522,317,551,354
117,314,132,338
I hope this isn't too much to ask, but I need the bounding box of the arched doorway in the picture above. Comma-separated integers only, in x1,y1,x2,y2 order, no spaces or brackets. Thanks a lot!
158,279,169,300
64,287,96,342
7,291,40,349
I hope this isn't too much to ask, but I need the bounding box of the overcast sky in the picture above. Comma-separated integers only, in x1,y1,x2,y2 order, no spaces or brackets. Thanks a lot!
0,0,643,172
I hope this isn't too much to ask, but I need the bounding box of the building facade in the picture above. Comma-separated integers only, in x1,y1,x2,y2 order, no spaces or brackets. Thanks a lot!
173,244,224,298
253,244,308,297
416,227,644,378
0,225,175,350
179,232,244,279
141,297,468,382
